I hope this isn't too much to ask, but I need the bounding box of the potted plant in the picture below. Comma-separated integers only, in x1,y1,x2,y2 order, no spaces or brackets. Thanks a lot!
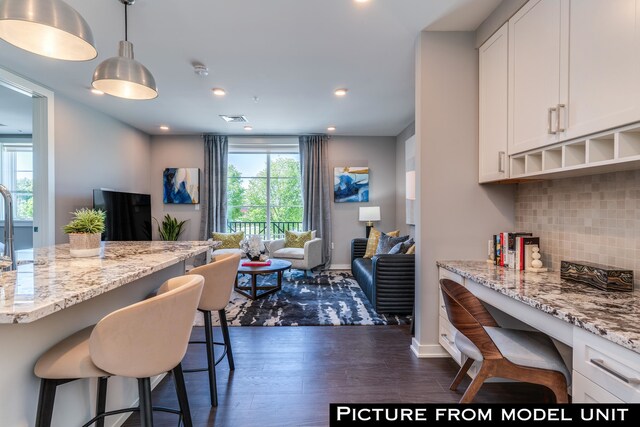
63,208,106,257
154,214,187,241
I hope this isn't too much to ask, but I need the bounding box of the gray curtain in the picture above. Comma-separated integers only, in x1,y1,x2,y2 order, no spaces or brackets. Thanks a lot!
200,135,228,240
299,135,332,265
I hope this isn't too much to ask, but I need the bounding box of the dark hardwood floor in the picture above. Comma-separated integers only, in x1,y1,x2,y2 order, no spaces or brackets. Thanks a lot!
122,325,553,427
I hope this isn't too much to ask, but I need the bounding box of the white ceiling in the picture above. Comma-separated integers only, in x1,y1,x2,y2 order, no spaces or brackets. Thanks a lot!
0,84,32,135
0,0,501,136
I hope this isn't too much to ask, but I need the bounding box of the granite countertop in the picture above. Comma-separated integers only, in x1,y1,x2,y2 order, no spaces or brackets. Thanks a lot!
0,241,212,324
437,261,640,354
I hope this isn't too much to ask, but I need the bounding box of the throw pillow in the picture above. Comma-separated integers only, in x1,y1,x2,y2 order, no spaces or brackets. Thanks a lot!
400,238,415,253
376,234,409,255
284,230,312,248
405,244,416,255
363,228,399,259
211,231,244,249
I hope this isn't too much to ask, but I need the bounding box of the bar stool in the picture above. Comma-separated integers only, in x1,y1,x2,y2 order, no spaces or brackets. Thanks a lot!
186,253,241,406
34,274,204,427
439,278,570,403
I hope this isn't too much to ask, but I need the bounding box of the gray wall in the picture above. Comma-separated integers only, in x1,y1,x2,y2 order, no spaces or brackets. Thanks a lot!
54,95,151,243
413,31,515,356
328,136,397,268
149,135,203,241
395,122,415,237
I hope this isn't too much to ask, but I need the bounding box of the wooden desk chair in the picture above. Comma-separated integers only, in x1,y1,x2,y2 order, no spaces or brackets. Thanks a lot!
439,278,570,403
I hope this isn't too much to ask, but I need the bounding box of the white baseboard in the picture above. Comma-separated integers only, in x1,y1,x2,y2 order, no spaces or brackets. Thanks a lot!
410,338,450,358
328,264,350,270
110,373,166,427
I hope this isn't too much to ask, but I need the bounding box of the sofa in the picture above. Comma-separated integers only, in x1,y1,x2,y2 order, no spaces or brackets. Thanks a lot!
350,238,415,314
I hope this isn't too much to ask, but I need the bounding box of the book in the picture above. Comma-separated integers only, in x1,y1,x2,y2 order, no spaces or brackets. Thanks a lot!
241,260,272,267
509,232,532,270
493,235,499,266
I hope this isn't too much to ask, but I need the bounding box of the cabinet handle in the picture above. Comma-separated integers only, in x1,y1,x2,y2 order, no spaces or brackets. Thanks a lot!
556,104,566,133
498,151,506,173
548,107,558,134
590,358,640,385
441,333,455,346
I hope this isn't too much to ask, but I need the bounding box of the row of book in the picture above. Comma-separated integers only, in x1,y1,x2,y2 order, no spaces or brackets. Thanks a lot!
491,232,540,270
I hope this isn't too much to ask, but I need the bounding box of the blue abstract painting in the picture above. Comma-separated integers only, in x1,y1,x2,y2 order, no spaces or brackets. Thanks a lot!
163,168,200,204
334,167,369,203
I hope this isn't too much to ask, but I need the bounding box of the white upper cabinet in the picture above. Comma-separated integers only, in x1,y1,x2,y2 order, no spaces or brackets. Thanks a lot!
508,0,567,155
479,23,509,183
565,0,640,140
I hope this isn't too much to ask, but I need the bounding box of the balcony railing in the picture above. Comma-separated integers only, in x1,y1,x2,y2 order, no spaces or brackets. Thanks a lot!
227,221,303,240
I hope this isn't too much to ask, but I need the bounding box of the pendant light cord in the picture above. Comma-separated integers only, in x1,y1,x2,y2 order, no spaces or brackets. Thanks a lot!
124,3,128,41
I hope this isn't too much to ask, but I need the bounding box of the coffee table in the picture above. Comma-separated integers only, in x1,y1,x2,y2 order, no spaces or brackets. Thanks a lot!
234,259,292,300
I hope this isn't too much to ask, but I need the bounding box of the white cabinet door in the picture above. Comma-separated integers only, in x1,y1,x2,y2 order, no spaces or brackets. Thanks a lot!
573,371,624,403
565,0,640,140
508,0,566,155
479,23,509,183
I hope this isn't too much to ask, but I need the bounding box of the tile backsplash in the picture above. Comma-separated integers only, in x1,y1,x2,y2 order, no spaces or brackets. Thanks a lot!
515,170,640,288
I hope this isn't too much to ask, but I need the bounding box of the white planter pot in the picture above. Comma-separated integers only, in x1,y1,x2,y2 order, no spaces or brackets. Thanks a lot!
68,233,102,257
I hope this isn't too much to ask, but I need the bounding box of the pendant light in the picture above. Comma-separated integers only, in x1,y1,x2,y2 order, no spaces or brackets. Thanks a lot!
0,0,96,61
92,0,157,100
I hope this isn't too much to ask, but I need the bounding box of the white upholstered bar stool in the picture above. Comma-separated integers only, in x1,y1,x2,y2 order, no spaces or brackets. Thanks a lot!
186,253,241,406
34,274,204,427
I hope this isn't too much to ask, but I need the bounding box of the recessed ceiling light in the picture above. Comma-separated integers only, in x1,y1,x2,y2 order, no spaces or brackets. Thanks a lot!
355,0,370,3
327,126,336,132
334,88,348,97
160,125,170,131
244,126,253,131
91,88,104,95
212,88,226,96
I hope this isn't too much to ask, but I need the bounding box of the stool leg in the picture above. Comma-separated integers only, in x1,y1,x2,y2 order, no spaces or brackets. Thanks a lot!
137,377,154,427
172,363,193,427
203,310,218,406
96,377,108,427
218,309,235,370
35,379,58,427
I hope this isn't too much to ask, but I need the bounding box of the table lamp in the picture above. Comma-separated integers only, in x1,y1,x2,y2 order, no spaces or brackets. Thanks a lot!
359,206,380,238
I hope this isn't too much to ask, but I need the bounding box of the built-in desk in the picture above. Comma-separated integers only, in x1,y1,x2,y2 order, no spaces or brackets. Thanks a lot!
437,261,640,403
0,241,211,427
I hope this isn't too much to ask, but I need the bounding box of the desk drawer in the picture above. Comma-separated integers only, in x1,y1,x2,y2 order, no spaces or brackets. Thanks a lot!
573,327,640,403
438,267,464,286
573,371,623,403
439,316,462,365
438,289,447,319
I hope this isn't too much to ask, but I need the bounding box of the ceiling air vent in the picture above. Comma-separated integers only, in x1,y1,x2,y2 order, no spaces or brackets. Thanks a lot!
219,115,248,123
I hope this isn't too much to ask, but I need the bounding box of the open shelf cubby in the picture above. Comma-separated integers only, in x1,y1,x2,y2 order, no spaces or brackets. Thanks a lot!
543,147,563,171
617,129,640,159
511,156,526,176
563,141,586,167
526,152,543,174
588,135,615,163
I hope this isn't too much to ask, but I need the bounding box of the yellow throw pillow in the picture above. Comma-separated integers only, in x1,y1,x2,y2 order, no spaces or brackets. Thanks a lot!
405,244,416,255
211,231,244,249
285,230,312,248
364,228,399,259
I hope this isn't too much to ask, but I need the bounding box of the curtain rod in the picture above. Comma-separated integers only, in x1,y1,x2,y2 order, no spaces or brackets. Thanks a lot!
200,133,330,139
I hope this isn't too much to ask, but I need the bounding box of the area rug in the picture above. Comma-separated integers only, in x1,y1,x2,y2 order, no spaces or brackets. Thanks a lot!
196,270,412,327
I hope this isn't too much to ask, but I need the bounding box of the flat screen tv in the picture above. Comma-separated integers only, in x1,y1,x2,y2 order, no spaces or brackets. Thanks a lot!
93,189,152,241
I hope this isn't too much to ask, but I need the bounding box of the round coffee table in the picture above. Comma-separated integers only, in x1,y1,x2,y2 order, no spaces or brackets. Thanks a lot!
235,259,292,300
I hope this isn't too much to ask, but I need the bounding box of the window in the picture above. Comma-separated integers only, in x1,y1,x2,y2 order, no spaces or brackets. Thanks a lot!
0,142,33,221
227,148,303,240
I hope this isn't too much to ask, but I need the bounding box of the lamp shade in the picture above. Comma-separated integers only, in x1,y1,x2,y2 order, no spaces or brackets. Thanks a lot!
92,40,158,100
0,0,97,61
359,206,380,222
406,170,416,200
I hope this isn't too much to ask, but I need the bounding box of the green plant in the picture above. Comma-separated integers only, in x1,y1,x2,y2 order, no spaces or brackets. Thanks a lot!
154,214,188,241
63,208,106,234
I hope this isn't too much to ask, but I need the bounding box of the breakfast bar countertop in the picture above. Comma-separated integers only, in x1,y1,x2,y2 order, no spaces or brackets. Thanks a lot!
437,261,640,354
0,241,211,324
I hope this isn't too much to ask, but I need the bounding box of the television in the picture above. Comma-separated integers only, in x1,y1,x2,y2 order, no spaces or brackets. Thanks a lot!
93,189,152,241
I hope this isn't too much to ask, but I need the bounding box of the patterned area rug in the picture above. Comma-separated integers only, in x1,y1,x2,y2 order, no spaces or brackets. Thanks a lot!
196,270,412,327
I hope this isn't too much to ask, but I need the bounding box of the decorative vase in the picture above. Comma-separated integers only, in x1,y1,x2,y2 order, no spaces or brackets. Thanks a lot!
68,233,102,257
248,254,261,261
